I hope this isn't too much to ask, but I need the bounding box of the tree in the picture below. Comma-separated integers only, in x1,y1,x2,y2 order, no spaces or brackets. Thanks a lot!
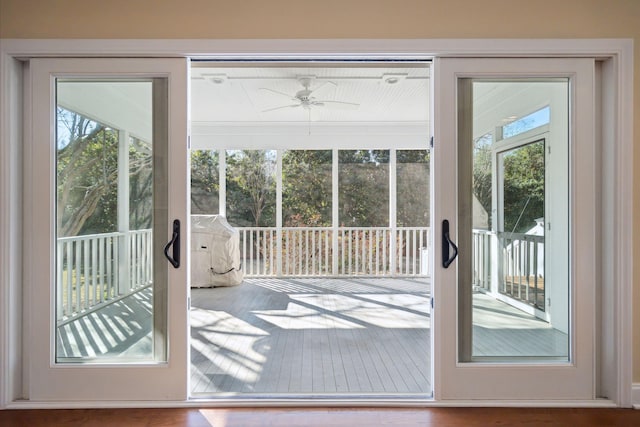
191,150,219,215
226,150,276,227
472,134,545,234
282,150,332,227
338,150,390,227
57,108,119,237
396,150,430,226
502,141,544,233
57,108,155,237
128,138,153,230
472,134,494,230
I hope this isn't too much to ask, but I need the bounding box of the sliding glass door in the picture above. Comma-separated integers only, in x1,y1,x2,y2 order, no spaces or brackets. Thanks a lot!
433,58,596,399
25,58,189,400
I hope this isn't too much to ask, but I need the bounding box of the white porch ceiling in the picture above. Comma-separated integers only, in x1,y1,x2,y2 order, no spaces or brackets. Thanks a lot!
55,64,433,150
190,64,431,150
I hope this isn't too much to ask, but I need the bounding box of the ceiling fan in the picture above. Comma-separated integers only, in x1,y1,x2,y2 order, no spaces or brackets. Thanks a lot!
260,76,359,113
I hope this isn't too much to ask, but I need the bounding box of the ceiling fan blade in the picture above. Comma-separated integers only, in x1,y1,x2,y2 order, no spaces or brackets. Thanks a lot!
259,87,296,100
309,81,337,98
261,104,300,113
315,100,360,110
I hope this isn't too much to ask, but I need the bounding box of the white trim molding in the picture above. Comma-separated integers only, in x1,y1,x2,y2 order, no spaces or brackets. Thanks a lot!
0,38,634,408
0,38,632,59
632,384,640,409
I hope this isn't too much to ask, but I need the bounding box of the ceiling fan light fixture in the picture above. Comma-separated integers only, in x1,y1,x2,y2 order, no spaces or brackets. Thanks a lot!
203,73,228,84
382,73,408,85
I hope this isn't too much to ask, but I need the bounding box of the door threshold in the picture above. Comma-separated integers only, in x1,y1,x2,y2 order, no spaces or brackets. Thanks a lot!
188,393,434,407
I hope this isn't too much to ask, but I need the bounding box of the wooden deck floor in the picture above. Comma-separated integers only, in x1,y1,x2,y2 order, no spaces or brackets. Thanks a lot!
190,277,431,395
56,287,153,360
55,277,568,396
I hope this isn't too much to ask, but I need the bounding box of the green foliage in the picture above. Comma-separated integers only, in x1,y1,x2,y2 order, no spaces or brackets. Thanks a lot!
396,150,430,227
282,150,332,227
338,150,390,227
57,108,119,237
129,138,153,229
473,138,493,229
472,136,545,233
191,150,219,214
226,150,276,227
191,148,430,229
57,108,154,237
502,141,544,233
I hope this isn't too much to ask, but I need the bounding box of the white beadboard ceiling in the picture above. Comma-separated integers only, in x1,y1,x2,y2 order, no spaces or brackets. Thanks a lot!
190,64,431,149
191,64,430,123
56,64,433,150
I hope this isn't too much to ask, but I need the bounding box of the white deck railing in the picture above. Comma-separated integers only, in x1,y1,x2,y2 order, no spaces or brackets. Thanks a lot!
472,229,493,291
237,226,430,277
57,228,542,320
56,229,152,322
472,229,545,310
499,231,545,310
57,226,430,319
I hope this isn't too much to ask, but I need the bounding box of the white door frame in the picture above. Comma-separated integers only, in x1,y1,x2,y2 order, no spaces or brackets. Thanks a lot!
434,57,597,400
0,38,633,408
22,58,190,401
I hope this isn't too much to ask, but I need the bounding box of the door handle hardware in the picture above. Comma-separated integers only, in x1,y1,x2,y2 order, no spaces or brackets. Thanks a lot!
163,219,180,268
442,219,458,268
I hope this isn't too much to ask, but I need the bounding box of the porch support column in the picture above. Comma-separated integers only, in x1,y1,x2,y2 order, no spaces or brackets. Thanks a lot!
332,149,339,275
219,150,226,217
117,130,131,295
276,150,283,275
490,141,500,296
389,149,397,276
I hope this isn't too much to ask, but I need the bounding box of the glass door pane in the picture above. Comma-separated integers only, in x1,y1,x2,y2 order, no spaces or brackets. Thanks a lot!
467,80,568,360
55,80,160,362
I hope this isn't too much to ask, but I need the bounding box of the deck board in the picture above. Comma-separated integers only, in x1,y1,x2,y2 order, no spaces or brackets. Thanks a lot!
190,277,431,395
55,277,567,395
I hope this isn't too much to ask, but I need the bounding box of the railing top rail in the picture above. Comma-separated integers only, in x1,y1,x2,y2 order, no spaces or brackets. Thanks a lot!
57,231,125,242
236,226,430,231
57,229,152,242
472,229,494,236
129,228,152,234
497,231,544,242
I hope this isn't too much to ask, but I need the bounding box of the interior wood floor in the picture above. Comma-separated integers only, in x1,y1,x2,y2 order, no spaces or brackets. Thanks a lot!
2,407,640,427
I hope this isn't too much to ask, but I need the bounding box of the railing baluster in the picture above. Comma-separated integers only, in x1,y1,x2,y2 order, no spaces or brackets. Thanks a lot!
106,237,112,300
90,238,97,306
270,229,275,276
56,240,63,320
304,229,310,276
381,229,386,274
284,230,290,274
100,237,106,303
348,230,353,275
404,230,411,274
340,229,345,275
80,238,87,311
261,229,266,276
354,230,359,275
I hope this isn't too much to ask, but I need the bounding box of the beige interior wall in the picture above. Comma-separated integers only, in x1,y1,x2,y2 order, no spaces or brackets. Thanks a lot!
1,0,639,381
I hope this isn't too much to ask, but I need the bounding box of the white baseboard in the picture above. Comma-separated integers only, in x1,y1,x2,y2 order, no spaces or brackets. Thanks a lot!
632,383,640,409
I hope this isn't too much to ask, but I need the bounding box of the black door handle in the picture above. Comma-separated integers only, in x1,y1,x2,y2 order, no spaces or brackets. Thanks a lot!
163,219,180,268
442,219,458,268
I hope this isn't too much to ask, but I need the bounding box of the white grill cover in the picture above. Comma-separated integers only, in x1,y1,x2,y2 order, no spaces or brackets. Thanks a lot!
191,215,243,287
